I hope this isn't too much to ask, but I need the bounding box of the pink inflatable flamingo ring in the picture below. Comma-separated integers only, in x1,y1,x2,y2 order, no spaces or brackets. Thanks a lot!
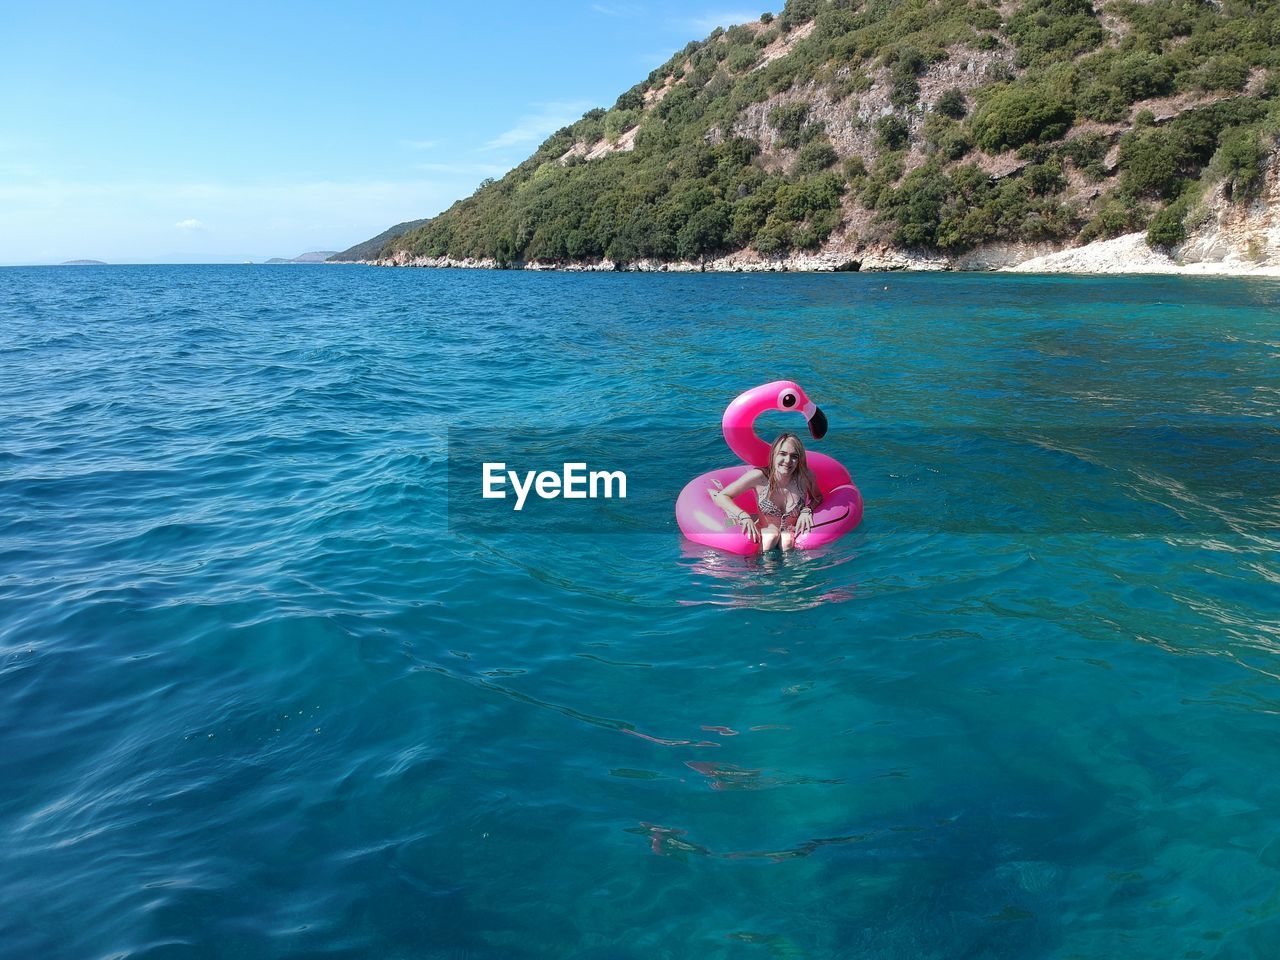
675,381,863,554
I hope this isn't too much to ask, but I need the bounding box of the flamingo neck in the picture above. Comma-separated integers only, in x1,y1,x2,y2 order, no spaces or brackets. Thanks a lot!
721,387,778,467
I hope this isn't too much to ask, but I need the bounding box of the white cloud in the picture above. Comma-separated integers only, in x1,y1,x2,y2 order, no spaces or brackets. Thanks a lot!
175,218,206,230
685,10,764,31
481,100,595,151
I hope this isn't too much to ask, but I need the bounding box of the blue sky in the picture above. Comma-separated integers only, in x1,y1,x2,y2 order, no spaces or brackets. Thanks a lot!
0,1,772,264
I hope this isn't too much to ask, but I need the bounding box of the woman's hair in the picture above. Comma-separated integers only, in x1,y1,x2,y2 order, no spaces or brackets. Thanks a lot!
764,432,822,507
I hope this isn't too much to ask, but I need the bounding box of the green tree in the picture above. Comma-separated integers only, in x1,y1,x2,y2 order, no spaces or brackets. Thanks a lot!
971,86,1074,152
1146,194,1192,249
936,88,967,120
1211,126,1266,198
875,115,910,151
676,201,732,258
1117,128,1189,198
882,162,949,247
795,139,839,174
888,46,927,108
1025,161,1066,196
1110,52,1175,103
1006,0,1106,67
1197,55,1250,92
608,205,675,262
769,102,813,148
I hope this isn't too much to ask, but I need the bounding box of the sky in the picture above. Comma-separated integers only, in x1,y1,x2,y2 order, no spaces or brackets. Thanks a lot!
0,1,768,264
0,1,773,265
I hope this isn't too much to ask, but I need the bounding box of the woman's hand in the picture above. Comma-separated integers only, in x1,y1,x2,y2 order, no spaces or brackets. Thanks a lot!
738,513,761,544
795,508,814,538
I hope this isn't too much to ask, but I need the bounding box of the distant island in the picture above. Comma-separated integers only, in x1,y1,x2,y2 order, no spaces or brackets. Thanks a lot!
335,0,1280,275
60,259,108,265
266,251,339,264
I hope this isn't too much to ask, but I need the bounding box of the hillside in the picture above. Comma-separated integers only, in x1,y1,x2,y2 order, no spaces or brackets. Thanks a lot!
367,0,1280,271
330,219,430,262
265,251,340,264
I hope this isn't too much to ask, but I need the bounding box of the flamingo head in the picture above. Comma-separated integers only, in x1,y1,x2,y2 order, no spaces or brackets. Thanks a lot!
770,381,828,440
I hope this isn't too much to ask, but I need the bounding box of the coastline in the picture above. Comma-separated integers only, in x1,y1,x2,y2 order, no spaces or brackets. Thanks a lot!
364,151,1280,279
1002,232,1280,277
366,230,1280,278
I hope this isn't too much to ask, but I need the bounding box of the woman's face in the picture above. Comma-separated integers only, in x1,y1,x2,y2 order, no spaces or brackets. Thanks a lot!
774,438,801,477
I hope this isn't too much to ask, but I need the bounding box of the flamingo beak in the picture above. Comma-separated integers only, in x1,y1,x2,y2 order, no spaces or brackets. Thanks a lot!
805,404,828,440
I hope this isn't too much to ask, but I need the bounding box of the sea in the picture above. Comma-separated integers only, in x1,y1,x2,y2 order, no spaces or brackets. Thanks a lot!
2,264,1278,959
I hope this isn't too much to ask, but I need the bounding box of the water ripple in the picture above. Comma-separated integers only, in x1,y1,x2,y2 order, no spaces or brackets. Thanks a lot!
2,266,1279,958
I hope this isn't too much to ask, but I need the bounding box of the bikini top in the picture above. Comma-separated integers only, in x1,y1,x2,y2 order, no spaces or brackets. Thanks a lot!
757,486,806,524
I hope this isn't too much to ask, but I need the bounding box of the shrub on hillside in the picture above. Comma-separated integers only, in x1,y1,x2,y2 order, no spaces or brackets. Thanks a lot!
1146,189,1196,249
969,8,1001,31
939,128,973,160
1117,128,1187,198
769,102,814,148
971,86,1074,152
874,115,911,151
607,205,675,263
729,185,779,248
1211,126,1267,198
923,112,972,159
727,45,759,72
1110,51,1176,102
860,152,906,210
1060,132,1112,180
677,201,732,258
775,172,845,222
603,109,639,142
793,207,843,250
655,85,703,126
795,139,839,174
1078,190,1148,243
614,88,644,111
1006,0,1106,67
1024,161,1067,196
1077,82,1128,123
753,219,793,253
888,45,928,108
780,0,822,30
936,88,968,120
881,162,950,247
1197,55,1250,93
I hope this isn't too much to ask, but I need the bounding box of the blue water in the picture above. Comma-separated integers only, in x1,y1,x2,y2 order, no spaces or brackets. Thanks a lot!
3,265,1279,959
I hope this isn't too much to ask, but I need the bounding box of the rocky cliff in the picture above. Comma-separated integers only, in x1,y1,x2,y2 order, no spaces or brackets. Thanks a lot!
360,0,1280,275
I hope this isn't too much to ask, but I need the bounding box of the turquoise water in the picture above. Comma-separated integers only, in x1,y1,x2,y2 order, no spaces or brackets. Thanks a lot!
3,265,1279,959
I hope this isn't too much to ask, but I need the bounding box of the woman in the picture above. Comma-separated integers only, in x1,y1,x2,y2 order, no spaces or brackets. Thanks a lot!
711,432,823,552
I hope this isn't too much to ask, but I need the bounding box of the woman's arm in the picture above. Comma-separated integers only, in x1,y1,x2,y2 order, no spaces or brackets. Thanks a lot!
796,474,820,537
796,502,814,536
711,468,763,518
711,468,764,543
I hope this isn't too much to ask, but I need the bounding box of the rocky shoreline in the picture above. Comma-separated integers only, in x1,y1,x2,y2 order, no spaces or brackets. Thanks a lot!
369,154,1280,278
368,233,1280,277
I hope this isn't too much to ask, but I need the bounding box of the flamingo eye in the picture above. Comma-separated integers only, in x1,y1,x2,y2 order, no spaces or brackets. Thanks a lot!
780,391,797,408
